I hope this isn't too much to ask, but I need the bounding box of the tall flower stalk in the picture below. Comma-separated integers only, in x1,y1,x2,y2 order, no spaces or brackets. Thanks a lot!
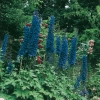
56,36,61,56
46,16,55,62
46,15,55,53
58,38,68,68
1,34,9,61
69,37,77,66
81,55,87,84
28,15,40,57
74,55,87,89
18,26,31,56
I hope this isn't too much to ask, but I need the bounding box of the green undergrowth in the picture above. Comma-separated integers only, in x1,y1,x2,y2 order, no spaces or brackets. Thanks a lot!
0,63,84,100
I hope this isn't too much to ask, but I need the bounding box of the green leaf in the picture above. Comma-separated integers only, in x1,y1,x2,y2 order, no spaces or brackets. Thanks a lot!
13,90,22,97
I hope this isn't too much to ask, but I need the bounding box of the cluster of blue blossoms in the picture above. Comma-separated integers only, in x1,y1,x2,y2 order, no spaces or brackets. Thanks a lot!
81,55,87,83
58,38,68,68
18,26,31,56
28,15,40,57
69,37,77,66
56,36,61,56
1,34,9,61
46,16,55,62
1,34,14,73
46,15,55,53
18,12,40,57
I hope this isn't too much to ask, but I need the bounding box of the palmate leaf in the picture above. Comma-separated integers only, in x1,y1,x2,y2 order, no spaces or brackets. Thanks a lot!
22,85,28,90
13,89,29,99
55,96,65,100
13,90,22,98
35,82,41,89
0,92,16,100
21,90,29,99
3,78,15,87
29,91,44,100
29,81,34,87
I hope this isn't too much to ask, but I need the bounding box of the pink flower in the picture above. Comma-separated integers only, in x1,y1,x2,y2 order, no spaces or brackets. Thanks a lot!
89,42,94,46
89,40,94,43
88,47,93,54
89,40,94,47
98,97,100,100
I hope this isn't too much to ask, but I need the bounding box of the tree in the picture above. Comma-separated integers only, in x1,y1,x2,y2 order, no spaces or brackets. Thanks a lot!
0,0,41,39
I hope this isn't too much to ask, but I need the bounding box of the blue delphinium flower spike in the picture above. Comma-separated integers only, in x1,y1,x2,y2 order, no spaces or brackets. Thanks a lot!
58,38,68,68
81,55,87,83
46,16,55,63
74,55,87,90
46,15,55,53
1,34,9,61
28,15,40,57
69,37,77,66
56,36,61,56
18,26,31,56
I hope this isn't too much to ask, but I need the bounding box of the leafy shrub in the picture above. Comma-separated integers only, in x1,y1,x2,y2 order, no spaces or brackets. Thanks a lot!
0,64,83,100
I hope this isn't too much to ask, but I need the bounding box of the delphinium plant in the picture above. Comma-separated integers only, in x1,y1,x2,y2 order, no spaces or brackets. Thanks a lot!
17,25,31,71
0,34,12,80
18,26,31,57
74,39,95,98
68,37,77,66
0,34,14,74
56,36,61,56
17,10,41,70
28,13,41,57
46,15,55,63
6,36,14,73
1,34,9,61
58,37,68,68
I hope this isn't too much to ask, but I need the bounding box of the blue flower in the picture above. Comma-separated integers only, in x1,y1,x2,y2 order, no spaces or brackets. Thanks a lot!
28,15,40,57
74,55,87,89
81,55,87,83
1,34,9,61
56,36,61,56
18,26,31,56
58,38,68,68
33,10,42,24
69,37,77,65
46,16,55,53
